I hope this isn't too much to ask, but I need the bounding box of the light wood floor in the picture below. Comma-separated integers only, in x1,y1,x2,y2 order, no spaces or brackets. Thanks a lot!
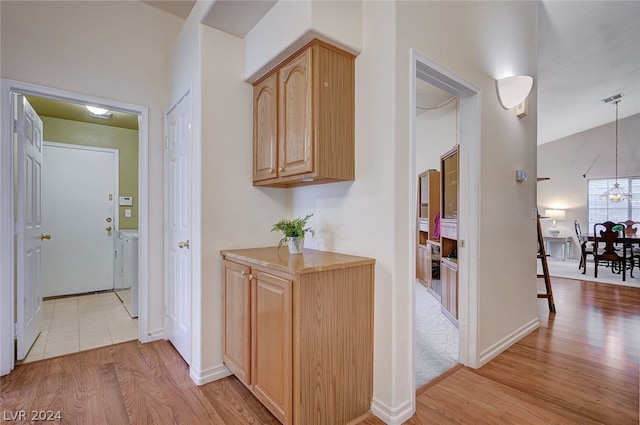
1,277,638,424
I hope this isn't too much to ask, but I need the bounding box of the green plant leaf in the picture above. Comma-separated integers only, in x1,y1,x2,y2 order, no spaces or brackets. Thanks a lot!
271,213,314,247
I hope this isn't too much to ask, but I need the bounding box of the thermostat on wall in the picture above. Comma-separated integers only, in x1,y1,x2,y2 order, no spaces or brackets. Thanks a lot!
119,196,133,206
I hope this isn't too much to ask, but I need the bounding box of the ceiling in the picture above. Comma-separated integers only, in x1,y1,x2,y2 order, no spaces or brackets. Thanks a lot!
537,1,640,145
26,96,138,130
25,1,640,146
141,1,196,20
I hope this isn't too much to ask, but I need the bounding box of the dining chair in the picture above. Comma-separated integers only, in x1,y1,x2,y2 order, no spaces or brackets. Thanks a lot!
593,221,634,281
574,219,596,274
621,220,639,275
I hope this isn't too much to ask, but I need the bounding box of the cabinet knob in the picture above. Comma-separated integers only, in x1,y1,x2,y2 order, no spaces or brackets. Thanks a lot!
106,226,112,232
241,270,246,277
178,240,190,249
268,167,274,173
248,274,254,280
278,166,285,173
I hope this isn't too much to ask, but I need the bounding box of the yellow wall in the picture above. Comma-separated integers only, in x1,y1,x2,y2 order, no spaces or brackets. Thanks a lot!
41,116,139,229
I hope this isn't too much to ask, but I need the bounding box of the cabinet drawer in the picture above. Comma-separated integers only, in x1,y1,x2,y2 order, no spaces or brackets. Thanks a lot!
418,218,429,232
440,220,457,240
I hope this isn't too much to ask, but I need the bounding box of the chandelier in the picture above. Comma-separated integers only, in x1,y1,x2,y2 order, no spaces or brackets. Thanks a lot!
599,98,631,203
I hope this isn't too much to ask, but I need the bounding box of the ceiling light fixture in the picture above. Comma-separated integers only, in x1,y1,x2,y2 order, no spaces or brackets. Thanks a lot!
599,96,631,203
86,105,112,119
495,75,533,110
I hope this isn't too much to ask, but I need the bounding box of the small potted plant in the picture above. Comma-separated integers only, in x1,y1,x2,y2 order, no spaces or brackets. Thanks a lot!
271,213,315,254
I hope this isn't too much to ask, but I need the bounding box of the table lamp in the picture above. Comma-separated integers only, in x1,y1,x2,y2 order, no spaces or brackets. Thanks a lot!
545,209,565,237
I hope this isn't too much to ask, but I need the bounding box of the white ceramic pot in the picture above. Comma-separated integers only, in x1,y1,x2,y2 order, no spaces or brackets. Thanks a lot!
288,237,304,254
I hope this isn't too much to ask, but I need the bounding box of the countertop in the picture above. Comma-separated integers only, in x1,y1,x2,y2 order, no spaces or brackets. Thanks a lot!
220,246,375,275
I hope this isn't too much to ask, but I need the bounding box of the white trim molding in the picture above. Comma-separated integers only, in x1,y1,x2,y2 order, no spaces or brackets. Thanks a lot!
478,318,540,367
189,363,232,386
371,396,414,425
406,48,482,421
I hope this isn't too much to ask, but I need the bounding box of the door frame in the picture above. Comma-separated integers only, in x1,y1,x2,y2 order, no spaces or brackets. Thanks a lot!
0,78,150,375
409,49,481,388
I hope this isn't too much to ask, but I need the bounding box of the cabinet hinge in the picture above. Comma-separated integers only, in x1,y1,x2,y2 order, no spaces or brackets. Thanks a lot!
13,323,20,339
164,306,169,317
164,137,169,149
13,119,22,134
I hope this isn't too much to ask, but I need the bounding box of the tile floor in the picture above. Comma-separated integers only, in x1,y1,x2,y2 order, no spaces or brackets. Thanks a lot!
22,291,138,363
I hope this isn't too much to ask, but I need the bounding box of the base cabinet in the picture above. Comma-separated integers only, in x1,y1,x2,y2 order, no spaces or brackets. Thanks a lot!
221,247,374,425
251,270,292,423
416,244,429,285
440,259,458,326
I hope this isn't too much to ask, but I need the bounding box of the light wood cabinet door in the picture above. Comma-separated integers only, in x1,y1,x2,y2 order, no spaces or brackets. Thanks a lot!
253,73,278,181
417,244,429,287
440,260,458,323
252,270,293,425
252,40,354,187
222,260,252,386
278,48,312,177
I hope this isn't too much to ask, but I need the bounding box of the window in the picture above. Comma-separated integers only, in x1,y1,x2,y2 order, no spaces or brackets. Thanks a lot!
587,177,639,231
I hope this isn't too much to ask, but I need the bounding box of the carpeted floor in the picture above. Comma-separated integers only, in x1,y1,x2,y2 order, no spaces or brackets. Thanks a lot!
414,280,458,388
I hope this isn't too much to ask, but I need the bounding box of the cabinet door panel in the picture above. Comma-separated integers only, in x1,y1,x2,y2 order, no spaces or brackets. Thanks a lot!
252,271,292,424
253,74,278,182
222,260,251,385
278,49,312,177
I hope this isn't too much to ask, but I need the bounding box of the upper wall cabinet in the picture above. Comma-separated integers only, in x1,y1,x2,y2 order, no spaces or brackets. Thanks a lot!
252,40,355,188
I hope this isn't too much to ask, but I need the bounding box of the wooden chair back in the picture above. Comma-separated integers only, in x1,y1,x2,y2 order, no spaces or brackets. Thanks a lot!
594,221,624,261
622,220,638,237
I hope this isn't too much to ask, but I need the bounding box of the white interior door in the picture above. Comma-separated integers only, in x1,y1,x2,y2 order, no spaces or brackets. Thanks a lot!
165,92,192,364
15,94,44,361
41,143,118,297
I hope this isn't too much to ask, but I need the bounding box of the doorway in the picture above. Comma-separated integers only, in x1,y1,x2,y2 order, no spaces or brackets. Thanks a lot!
410,49,482,392
413,80,460,387
0,79,150,375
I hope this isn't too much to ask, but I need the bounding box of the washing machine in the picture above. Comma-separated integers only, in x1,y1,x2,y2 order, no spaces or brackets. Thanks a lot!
114,230,138,318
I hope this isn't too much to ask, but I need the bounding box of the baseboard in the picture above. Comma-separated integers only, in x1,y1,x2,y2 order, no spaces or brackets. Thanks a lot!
370,396,414,425
189,363,232,386
478,317,540,367
142,328,164,343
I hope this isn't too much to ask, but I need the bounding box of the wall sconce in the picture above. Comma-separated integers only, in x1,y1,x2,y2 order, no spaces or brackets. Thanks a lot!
495,75,533,113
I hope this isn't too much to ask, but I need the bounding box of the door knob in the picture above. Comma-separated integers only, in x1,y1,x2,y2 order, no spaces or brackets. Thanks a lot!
178,240,190,249
106,226,112,232
40,234,51,240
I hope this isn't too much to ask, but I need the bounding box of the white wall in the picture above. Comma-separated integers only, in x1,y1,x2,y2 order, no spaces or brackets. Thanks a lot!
415,100,458,173
244,0,362,81
167,2,290,381
237,1,540,422
1,1,183,337
538,113,640,257
396,0,540,364
199,24,290,380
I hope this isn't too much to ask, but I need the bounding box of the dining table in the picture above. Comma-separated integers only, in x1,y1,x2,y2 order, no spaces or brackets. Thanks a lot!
584,233,640,279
